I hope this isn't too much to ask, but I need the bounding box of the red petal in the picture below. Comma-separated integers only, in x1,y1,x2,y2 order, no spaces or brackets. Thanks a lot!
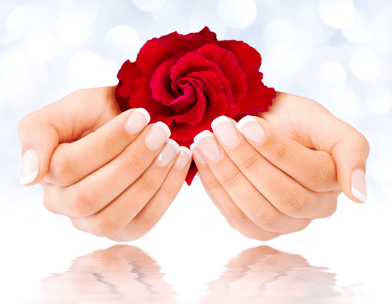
197,27,217,41
185,161,198,185
237,85,276,115
128,84,172,122
115,81,130,112
150,59,177,106
117,60,142,97
195,44,247,116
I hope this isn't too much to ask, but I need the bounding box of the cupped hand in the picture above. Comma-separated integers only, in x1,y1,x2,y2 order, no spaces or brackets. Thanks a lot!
193,92,370,240
18,87,192,241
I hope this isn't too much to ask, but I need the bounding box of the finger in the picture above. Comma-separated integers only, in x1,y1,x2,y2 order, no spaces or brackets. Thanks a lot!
18,87,117,186
228,116,338,192
45,108,150,186
265,92,370,204
43,122,171,217
192,136,311,234
195,155,282,241
109,147,193,242
210,117,339,219
70,140,181,238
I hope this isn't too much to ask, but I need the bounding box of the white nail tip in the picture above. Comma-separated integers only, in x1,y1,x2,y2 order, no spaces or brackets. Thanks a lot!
211,116,230,131
236,115,256,132
190,143,196,152
20,168,38,185
166,138,180,153
179,146,192,158
135,108,151,124
193,130,213,145
352,187,367,203
153,121,171,139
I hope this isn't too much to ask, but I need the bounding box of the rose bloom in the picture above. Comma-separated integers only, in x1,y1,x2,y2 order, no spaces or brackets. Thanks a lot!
116,27,276,184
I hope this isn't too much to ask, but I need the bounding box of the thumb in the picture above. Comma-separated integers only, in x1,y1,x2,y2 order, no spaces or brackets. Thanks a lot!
18,111,59,185
330,126,370,204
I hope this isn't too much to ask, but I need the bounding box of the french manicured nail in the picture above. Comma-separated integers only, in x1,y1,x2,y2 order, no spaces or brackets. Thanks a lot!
20,149,39,185
236,116,266,143
190,143,206,164
156,139,179,167
145,121,171,151
194,130,222,162
211,116,239,147
351,169,367,203
175,147,192,170
125,108,150,134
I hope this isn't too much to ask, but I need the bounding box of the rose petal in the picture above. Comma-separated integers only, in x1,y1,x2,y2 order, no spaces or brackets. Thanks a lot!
117,60,142,97
237,84,276,115
197,26,217,41
195,44,247,117
185,162,198,185
150,59,178,105
115,82,131,112
128,84,172,122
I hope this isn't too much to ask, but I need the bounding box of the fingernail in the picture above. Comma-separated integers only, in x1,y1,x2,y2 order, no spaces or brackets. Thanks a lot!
351,169,367,203
20,149,39,185
236,116,266,143
125,108,150,134
156,139,179,167
190,143,206,164
194,130,222,162
145,122,171,151
175,147,192,170
211,116,239,147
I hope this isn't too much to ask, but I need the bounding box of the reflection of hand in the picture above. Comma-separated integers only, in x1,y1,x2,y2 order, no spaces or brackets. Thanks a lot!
202,246,340,304
18,87,192,241
194,92,369,240
39,245,176,303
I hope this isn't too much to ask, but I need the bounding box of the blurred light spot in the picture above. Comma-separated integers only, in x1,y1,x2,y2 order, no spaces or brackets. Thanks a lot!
190,1,226,39
319,0,355,28
372,160,392,185
0,82,4,106
331,86,357,123
26,31,56,64
69,51,102,87
350,48,380,81
56,10,94,44
102,59,119,85
366,85,391,115
372,27,392,54
104,26,140,62
342,10,372,44
265,53,301,84
318,62,346,88
132,0,165,12
0,48,28,78
59,0,99,17
263,20,296,52
4,76,35,105
6,7,41,40
218,0,256,29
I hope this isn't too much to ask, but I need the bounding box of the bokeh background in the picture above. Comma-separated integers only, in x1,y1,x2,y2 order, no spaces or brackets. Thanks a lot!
0,0,391,303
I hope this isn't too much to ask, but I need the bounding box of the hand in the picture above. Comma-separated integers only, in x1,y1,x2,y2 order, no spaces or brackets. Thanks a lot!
18,87,192,241
193,92,370,240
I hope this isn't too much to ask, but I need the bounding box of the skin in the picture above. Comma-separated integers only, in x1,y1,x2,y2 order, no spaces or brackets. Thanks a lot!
18,88,369,241
196,92,370,240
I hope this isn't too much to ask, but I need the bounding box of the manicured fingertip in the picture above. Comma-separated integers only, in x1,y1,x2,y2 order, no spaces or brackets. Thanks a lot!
153,121,171,139
134,108,151,124
236,115,255,132
166,138,180,154
190,142,206,165
351,169,367,203
175,146,192,171
211,116,230,131
194,130,213,146
20,149,40,185
179,146,192,158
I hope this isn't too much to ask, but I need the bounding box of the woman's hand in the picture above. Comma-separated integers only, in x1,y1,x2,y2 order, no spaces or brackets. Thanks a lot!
18,87,192,241
193,92,370,240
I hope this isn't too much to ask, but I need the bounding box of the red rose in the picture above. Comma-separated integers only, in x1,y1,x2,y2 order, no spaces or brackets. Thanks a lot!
115,27,276,185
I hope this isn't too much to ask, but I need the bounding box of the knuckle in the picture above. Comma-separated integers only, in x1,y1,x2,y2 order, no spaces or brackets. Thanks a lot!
96,133,120,159
280,188,309,214
51,150,75,185
122,152,146,176
69,187,95,216
205,178,221,190
159,182,179,197
305,165,331,191
239,153,260,173
356,133,370,156
253,211,278,228
219,168,242,188
91,216,119,237
270,143,291,164
137,174,157,193
134,213,155,230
